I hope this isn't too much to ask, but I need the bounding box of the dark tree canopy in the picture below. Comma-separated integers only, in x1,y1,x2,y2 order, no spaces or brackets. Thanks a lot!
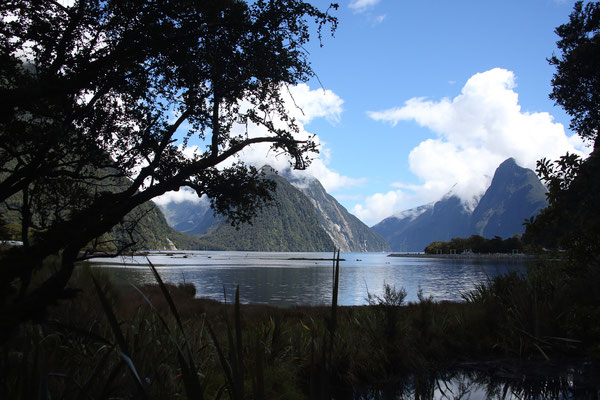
549,1,600,148
0,0,337,340
524,2,600,264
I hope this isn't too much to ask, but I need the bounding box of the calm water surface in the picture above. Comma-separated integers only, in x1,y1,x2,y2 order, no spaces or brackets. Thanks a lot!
89,251,527,306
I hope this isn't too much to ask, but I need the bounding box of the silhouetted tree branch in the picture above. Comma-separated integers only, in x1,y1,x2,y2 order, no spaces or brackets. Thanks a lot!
0,0,338,342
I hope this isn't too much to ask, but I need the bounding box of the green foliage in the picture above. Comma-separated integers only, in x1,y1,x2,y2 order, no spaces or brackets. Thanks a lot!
548,1,600,146
523,150,600,264
520,4,600,359
366,283,407,308
0,177,200,252
424,234,524,254
366,283,407,345
522,1,600,257
192,173,334,252
464,258,600,359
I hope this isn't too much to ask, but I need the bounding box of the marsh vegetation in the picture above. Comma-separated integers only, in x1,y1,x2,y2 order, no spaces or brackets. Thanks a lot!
2,253,599,399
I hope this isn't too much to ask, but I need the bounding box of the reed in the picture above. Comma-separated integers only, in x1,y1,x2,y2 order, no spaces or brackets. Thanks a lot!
92,275,149,398
2,253,599,399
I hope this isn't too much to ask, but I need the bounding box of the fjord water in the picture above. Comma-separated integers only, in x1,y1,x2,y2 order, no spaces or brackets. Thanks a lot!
90,251,526,306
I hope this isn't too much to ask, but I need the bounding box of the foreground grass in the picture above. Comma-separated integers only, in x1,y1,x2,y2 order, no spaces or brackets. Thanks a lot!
1,257,600,399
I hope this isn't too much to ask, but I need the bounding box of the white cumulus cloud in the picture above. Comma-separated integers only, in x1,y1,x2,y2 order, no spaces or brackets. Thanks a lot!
353,190,412,226
355,68,590,226
284,84,343,124
221,83,360,193
153,188,207,206
156,84,358,204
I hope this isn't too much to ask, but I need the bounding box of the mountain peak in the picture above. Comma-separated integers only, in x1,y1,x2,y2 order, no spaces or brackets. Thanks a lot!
373,158,548,251
494,158,522,177
392,202,433,221
260,165,278,175
499,157,518,168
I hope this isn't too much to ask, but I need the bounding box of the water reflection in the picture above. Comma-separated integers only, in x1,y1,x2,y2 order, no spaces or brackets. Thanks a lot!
90,251,526,306
354,364,600,399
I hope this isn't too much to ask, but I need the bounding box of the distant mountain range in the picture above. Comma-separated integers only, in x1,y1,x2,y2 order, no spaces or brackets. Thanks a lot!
157,167,390,252
6,157,542,253
372,158,548,252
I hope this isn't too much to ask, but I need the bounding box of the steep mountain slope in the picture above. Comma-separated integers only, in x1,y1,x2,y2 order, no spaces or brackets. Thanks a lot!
160,195,215,235
187,170,334,251
373,195,472,252
158,168,389,252
372,158,548,252
116,201,203,250
470,158,548,238
288,174,390,252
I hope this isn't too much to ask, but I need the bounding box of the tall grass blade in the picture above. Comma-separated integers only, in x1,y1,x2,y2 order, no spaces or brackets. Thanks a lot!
48,319,112,346
146,258,186,336
130,284,175,337
329,249,340,364
75,347,112,400
91,276,148,399
144,260,204,399
99,361,124,399
252,337,265,400
213,384,227,400
234,286,244,399
37,372,48,400
207,286,245,400
207,322,235,395
176,349,205,399
225,312,242,399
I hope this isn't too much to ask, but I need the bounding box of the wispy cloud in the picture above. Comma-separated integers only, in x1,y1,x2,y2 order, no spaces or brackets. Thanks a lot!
374,14,387,24
349,0,381,14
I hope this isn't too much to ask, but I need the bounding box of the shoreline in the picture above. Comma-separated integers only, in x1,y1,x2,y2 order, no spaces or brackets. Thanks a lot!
388,252,537,260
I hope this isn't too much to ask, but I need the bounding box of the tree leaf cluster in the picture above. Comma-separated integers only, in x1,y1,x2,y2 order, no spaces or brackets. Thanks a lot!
549,1,600,146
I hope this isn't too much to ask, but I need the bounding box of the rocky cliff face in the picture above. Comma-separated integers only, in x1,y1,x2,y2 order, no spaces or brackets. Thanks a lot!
372,158,548,252
289,175,391,252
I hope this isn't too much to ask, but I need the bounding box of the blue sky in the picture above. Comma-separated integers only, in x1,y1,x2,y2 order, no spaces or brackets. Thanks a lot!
158,0,592,226
288,0,591,225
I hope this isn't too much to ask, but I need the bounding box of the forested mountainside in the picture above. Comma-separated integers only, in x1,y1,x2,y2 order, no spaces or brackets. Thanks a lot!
158,167,390,252
178,170,335,251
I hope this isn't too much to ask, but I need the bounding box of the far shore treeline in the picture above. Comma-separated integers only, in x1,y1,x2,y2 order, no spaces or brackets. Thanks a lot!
424,235,524,255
